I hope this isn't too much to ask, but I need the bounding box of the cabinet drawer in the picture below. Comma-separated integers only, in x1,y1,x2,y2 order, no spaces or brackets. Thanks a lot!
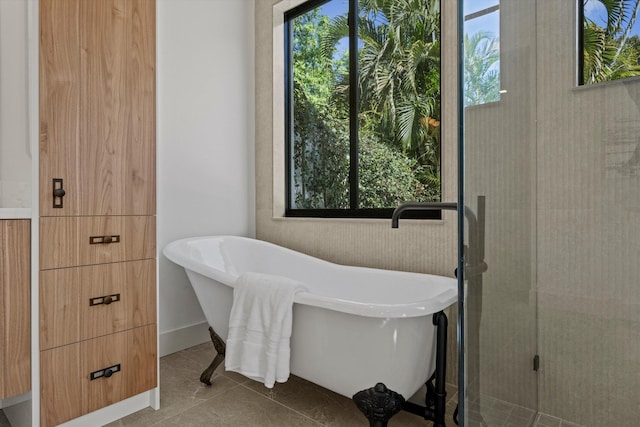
40,325,157,427
40,215,155,269
40,260,156,350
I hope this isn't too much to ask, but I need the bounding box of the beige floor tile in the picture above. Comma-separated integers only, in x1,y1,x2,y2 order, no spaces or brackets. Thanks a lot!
104,350,244,426
243,374,457,427
535,413,562,427
241,375,367,426
154,385,321,427
0,410,9,427
506,412,535,426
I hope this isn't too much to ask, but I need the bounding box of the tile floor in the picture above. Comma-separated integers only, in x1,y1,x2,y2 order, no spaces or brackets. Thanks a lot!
105,341,458,426
0,342,583,427
532,414,584,427
464,395,585,427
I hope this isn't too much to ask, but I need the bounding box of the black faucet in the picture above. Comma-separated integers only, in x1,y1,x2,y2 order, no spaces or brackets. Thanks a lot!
391,202,458,228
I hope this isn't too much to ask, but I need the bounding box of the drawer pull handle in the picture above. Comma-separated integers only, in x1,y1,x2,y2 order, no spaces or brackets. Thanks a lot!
89,293,121,306
90,364,121,380
52,178,65,208
89,235,120,245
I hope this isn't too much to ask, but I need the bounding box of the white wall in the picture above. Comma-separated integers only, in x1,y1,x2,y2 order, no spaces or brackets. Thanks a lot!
0,0,31,208
157,0,255,355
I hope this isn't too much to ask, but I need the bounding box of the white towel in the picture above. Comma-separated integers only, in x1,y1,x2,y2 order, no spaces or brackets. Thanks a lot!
224,272,306,388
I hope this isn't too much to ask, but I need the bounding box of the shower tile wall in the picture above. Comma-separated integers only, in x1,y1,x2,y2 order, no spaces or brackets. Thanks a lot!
466,1,640,425
467,1,640,425
536,2,640,425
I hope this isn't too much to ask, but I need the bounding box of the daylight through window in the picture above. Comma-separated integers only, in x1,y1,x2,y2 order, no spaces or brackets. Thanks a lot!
285,0,442,218
580,0,640,85
463,0,501,106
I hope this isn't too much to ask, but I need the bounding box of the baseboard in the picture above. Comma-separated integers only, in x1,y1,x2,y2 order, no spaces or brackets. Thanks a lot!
159,321,210,357
58,390,157,427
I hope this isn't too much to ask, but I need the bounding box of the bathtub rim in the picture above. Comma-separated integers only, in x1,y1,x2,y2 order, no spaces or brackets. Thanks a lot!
163,235,457,319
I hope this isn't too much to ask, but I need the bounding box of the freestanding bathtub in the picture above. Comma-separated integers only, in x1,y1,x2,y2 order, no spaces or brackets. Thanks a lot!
163,235,457,401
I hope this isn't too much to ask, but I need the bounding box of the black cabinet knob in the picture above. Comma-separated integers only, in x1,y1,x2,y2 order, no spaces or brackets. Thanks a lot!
53,178,65,208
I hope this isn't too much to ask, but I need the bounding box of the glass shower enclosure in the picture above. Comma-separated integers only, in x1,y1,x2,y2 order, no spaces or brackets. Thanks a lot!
460,1,640,426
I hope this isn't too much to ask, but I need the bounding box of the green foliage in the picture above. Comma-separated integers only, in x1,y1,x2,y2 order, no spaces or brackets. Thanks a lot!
292,90,430,209
330,0,442,156
292,89,349,209
290,0,442,210
291,9,350,209
292,11,334,112
359,135,435,208
583,0,640,83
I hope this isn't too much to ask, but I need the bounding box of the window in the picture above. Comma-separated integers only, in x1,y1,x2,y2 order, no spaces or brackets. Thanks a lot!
463,0,500,106
284,0,441,218
579,0,640,85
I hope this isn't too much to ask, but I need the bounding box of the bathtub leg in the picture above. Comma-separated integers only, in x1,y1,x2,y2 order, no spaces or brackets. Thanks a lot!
430,310,448,427
200,327,226,386
401,310,448,426
352,383,405,427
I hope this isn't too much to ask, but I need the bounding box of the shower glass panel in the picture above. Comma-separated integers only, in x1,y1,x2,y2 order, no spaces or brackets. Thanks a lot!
461,1,640,426
461,0,539,425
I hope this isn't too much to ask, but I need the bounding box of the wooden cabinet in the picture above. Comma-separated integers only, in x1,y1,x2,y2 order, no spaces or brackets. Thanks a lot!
40,260,156,350
39,0,156,425
40,325,157,427
39,216,156,270
39,0,155,217
0,220,31,400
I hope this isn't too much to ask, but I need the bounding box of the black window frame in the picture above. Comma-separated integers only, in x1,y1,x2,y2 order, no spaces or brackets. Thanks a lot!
578,0,586,85
283,0,442,220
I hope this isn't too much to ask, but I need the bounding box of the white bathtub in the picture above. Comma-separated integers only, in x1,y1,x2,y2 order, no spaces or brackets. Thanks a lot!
163,235,456,400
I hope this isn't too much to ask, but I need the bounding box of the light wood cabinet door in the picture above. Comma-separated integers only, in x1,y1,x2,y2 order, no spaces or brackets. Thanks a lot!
0,220,31,399
40,260,156,350
40,0,156,217
40,325,157,427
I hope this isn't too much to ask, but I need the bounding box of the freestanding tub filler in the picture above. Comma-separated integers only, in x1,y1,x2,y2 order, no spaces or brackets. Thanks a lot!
164,236,457,426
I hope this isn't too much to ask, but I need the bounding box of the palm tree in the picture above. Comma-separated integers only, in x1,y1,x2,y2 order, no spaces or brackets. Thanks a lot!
464,31,500,106
320,0,442,200
582,0,640,83
322,0,441,155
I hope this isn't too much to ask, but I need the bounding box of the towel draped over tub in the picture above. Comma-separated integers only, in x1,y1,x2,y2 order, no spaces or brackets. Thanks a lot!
224,272,307,388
